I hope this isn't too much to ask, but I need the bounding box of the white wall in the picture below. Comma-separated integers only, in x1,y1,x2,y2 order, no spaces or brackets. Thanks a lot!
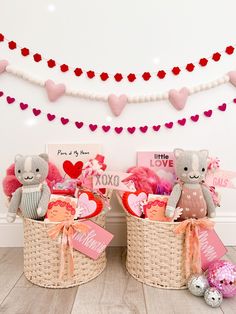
0,0,236,246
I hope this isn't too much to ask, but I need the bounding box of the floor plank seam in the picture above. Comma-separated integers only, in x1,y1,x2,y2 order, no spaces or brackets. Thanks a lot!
0,272,24,307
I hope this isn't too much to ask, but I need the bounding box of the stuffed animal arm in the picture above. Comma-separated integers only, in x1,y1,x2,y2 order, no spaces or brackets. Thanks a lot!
7,188,22,223
165,184,182,217
202,185,216,218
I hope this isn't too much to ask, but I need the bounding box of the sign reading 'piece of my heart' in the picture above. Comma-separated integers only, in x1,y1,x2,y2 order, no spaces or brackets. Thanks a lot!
63,160,83,179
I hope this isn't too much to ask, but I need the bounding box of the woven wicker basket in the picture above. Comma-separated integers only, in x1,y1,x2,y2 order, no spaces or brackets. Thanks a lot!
126,213,186,289
23,214,107,288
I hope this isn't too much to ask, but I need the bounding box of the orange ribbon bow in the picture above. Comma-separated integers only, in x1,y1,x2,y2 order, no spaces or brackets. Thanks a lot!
48,220,90,280
174,218,215,279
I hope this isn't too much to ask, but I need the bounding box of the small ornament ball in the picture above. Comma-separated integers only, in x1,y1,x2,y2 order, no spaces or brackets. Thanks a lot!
204,287,223,308
207,260,236,298
187,274,209,296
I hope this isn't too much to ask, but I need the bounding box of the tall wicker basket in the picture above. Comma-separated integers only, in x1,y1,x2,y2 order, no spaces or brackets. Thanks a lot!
126,213,187,289
23,214,107,288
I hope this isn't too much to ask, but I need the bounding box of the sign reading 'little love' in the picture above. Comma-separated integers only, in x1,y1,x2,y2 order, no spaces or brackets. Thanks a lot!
72,220,113,260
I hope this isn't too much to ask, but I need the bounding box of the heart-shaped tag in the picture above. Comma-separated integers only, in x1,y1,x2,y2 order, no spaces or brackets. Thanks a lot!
76,191,103,219
108,94,128,116
168,87,189,110
45,79,66,102
122,191,148,217
63,160,84,179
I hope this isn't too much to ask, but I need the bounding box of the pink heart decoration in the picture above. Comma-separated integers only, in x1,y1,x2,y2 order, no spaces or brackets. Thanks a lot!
0,60,8,74
153,125,161,132
20,102,28,110
89,124,98,131
108,94,128,116
114,127,123,134
191,114,199,122
126,192,148,217
61,117,69,125
168,87,189,110
75,121,84,129
47,113,56,121
127,127,136,134
102,125,111,133
178,118,186,126
6,96,15,104
228,71,236,87
165,122,173,129
0,91,4,97
32,108,41,116
218,103,226,111
45,79,66,102
204,110,212,117
140,126,148,133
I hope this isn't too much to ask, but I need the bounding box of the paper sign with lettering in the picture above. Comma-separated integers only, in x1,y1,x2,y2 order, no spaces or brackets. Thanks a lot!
93,171,134,191
137,151,176,186
47,144,102,175
72,220,113,260
206,169,236,189
199,228,227,271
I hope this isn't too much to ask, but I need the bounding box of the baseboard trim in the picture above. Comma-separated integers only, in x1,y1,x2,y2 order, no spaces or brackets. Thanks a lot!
0,213,236,247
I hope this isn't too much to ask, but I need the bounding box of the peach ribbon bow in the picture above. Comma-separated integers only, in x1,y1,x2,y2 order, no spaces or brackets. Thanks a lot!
48,220,89,280
174,218,215,279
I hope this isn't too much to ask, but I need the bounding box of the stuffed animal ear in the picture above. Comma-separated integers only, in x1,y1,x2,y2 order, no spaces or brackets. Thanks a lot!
14,154,23,162
174,148,184,159
199,149,209,159
39,153,49,162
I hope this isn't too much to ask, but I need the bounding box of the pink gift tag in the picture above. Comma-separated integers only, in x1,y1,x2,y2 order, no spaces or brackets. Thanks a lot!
199,228,227,271
72,220,113,260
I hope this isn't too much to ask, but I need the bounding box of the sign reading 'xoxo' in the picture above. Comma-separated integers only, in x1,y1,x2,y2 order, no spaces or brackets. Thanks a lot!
93,171,134,191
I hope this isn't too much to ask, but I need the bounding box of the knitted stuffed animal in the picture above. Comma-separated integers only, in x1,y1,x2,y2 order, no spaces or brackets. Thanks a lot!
7,154,51,222
165,149,216,221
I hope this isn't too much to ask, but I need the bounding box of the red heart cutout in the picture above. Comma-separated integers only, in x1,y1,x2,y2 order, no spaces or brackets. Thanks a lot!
102,125,111,132
153,125,161,132
114,127,123,134
32,108,41,116
191,114,199,122
89,124,98,131
218,103,226,111
63,160,84,179
165,122,173,129
127,127,136,134
75,121,84,129
47,113,56,121
122,191,148,217
178,118,186,126
204,110,212,117
20,102,28,110
6,96,15,104
139,126,148,133
61,117,69,125
77,191,103,219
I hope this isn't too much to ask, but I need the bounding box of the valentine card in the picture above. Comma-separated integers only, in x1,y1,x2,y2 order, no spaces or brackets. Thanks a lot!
46,194,77,222
199,228,227,271
137,152,176,188
72,220,114,260
47,144,102,176
144,195,169,221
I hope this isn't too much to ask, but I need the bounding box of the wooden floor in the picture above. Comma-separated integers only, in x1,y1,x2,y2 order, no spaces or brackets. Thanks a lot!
0,248,236,314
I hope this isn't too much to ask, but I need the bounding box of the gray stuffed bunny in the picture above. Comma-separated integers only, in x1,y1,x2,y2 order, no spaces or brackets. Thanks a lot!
7,154,51,222
165,149,216,220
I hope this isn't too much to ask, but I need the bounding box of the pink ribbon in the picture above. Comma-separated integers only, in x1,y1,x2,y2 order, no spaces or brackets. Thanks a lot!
174,218,215,279
48,220,89,279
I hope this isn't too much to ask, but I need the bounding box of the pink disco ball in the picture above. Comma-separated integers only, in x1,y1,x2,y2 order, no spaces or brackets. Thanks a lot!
207,260,236,298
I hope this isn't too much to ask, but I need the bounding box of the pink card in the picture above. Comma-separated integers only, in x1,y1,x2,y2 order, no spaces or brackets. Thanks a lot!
199,228,227,271
72,220,113,260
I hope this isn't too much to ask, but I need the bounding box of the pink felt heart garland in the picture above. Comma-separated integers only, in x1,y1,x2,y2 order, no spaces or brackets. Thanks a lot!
1,91,232,135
